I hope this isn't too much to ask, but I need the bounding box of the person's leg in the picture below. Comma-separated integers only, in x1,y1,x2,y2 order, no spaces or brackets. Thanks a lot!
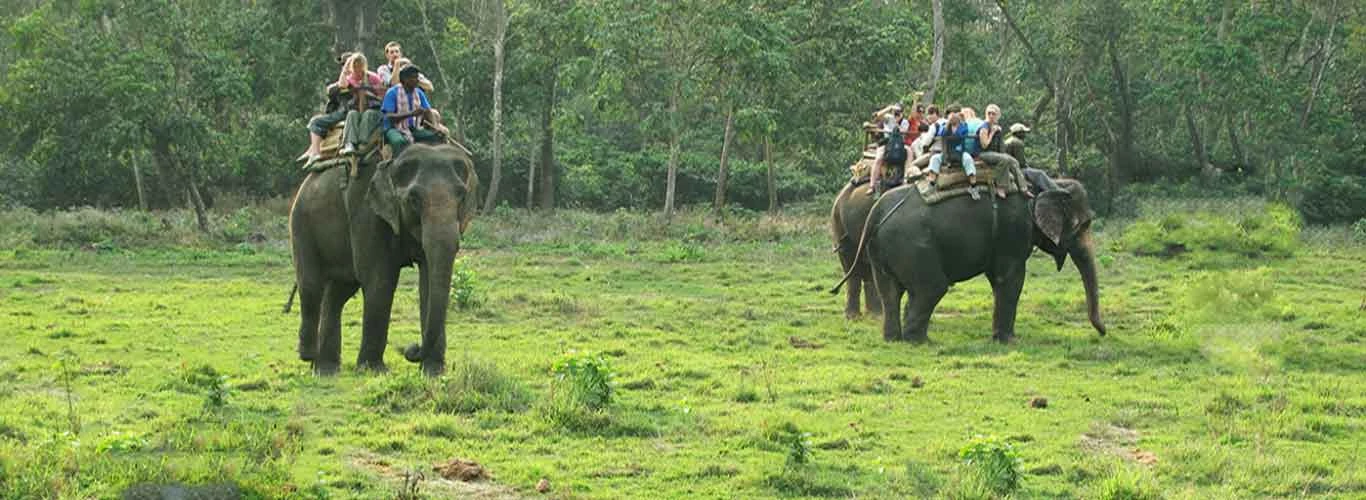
340,111,360,155
964,155,981,200
926,153,943,184
358,110,382,149
385,128,412,158
412,127,442,145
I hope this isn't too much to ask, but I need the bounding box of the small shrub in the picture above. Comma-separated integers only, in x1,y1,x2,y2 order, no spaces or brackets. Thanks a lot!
203,373,232,411
1298,172,1366,224
451,258,482,310
1353,218,1366,243
551,351,615,411
958,435,1022,495
764,422,812,469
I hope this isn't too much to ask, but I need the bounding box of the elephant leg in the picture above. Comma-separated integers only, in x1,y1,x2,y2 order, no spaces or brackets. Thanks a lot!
315,280,359,376
872,268,904,342
989,268,1026,343
356,277,398,372
862,271,883,316
296,281,323,362
904,281,948,344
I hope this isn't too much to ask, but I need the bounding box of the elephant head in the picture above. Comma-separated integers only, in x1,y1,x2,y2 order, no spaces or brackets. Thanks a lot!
368,143,480,374
1032,180,1106,336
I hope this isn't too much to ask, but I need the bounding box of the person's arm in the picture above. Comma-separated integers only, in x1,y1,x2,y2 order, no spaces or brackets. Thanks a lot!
418,74,434,93
979,126,993,151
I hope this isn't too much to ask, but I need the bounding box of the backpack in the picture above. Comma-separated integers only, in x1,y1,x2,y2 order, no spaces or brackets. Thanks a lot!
883,128,907,165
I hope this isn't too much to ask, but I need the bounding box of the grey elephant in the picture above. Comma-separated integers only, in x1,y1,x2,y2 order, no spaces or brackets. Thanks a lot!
289,143,479,376
830,182,883,319
836,160,1104,343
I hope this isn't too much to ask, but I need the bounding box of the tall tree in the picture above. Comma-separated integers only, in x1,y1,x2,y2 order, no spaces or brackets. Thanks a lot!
460,0,510,213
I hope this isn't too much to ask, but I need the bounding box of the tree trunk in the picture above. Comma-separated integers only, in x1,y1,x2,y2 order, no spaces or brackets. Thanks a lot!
713,103,735,215
1228,117,1247,171
132,158,148,211
537,71,558,211
1055,70,1073,175
765,135,776,213
925,0,944,105
1106,37,1135,184
186,173,210,234
664,81,681,218
997,0,1057,128
1300,8,1338,128
325,0,381,55
481,32,506,213
1184,99,1209,169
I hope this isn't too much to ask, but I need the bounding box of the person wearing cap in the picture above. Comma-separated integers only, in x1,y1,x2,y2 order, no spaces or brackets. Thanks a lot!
387,57,434,92
297,52,357,167
1004,123,1059,195
382,64,441,158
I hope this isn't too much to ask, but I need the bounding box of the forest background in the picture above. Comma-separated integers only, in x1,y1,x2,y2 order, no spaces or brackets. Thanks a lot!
1,0,1363,225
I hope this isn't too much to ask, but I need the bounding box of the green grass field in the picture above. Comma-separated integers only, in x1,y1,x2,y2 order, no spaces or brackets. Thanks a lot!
1,201,1363,499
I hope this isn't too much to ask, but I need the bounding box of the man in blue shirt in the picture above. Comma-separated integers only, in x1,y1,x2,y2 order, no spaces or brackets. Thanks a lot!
381,65,442,158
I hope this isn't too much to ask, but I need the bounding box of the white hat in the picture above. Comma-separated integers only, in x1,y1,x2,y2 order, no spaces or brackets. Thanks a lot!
1009,123,1031,134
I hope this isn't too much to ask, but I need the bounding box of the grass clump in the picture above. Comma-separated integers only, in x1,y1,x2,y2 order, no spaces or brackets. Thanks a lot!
365,360,531,414
1183,268,1278,321
1116,203,1300,258
1092,466,1160,500
958,435,1023,496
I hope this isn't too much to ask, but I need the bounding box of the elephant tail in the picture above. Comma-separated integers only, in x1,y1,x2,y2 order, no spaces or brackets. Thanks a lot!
282,283,297,314
828,199,884,295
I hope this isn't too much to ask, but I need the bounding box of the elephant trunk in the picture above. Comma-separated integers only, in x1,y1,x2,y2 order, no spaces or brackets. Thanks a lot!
407,212,460,376
1069,227,1106,336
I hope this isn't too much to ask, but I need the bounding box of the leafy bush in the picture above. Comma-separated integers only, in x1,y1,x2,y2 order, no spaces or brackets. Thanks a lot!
1116,203,1300,258
451,258,482,310
1298,172,1366,224
551,351,615,411
1353,218,1366,243
771,422,813,469
958,435,1022,495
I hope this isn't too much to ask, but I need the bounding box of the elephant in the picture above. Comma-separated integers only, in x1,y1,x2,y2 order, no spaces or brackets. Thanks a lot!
289,143,479,376
838,161,1105,343
830,182,883,318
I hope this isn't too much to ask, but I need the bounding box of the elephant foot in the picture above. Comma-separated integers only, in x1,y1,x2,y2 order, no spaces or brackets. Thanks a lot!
992,333,1016,344
299,349,316,362
422,361,446,377
356,359,389,373
905,333,930,344
312,361,341,377
402,344,423,363
845,310,861,320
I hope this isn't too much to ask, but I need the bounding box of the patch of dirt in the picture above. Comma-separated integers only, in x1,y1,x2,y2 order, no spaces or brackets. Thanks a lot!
1080,423,1158,466
434,458,490,482
351,452,523,499
1028,396,1049,408
788,336,823,349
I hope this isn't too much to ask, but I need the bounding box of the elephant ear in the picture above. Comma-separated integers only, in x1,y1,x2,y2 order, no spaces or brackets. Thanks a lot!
1034,190,1073,247
368,166,402,235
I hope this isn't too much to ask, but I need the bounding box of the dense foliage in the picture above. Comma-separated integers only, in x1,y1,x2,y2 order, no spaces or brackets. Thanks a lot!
2,1,1363,222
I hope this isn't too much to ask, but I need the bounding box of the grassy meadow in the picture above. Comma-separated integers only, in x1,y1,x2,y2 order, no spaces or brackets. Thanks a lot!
0,198,1364,499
